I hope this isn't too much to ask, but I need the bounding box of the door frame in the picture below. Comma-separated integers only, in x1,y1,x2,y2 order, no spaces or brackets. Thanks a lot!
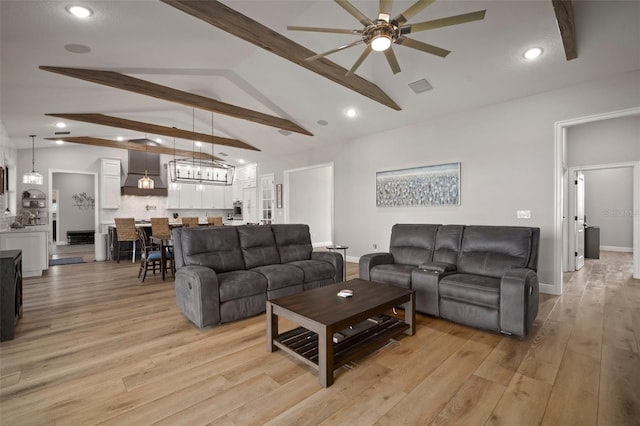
48,169,99,246
554,107,640,295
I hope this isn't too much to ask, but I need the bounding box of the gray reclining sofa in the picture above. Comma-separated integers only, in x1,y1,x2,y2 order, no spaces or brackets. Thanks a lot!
173,224,343,328
359,224,540,338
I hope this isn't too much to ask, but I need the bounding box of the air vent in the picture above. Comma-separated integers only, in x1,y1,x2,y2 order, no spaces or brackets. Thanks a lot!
408,78,433,94
217,152,229,157
54,131,71,135
278,129,293,136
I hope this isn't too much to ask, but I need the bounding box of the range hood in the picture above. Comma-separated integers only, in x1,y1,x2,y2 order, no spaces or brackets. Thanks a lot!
121,140,167,196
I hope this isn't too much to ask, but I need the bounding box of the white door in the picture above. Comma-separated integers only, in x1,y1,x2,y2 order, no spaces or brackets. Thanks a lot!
575,171,585,270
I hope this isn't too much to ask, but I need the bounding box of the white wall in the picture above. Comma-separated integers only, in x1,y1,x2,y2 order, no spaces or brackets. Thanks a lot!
304,70,640,288
287,164,332,245
583,168,634,249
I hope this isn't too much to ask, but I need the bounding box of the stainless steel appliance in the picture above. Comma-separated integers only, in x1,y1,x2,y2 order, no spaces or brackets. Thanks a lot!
233,201,243,220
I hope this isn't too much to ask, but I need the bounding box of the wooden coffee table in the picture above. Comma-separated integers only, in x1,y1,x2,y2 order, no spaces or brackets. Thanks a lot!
266,278,415,387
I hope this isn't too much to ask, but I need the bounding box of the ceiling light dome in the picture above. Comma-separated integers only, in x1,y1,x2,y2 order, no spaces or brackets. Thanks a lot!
66,5,93,18
523,47,543,60
371,34,392,52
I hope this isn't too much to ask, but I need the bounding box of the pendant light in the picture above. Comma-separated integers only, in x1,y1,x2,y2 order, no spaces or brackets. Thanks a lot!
22,135,43,185
137,136,154,189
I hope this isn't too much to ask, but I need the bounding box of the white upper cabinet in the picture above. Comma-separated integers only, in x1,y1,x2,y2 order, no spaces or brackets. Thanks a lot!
100,159,121,209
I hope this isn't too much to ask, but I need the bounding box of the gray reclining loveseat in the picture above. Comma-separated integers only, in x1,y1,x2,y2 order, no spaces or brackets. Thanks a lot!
359,224,540,338
173,224,343,328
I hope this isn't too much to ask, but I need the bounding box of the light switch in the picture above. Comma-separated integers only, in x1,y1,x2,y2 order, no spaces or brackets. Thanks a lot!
517,210,531,219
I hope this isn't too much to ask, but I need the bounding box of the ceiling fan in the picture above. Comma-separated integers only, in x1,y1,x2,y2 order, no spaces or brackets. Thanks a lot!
288,0,486,76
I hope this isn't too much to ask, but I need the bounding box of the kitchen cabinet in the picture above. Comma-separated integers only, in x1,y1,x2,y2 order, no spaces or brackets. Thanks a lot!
232,164,257,202
201,185,225,209
100,159,121,209
224,186,233,209
0,229,48,277
178,184,202,209
0,249,22,341
167,183,181,209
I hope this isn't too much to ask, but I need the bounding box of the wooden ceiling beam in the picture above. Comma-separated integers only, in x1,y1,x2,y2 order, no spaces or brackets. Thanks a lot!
45,113,260,151
39,66,313,136
160,0,401,111
44,136,220,161
552,0,578,60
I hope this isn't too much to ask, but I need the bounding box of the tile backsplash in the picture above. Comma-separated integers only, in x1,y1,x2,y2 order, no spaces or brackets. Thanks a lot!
0,194,15,230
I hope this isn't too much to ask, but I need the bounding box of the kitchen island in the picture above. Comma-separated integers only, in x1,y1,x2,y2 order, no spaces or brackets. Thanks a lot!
0,225,49,277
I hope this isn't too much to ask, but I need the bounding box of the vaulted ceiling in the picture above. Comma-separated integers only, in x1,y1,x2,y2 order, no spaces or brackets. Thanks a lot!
1,1,639,165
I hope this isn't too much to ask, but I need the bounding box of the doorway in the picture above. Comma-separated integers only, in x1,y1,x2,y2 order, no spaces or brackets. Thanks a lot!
554,107,640,295
284,163,333,247
48,170,99,246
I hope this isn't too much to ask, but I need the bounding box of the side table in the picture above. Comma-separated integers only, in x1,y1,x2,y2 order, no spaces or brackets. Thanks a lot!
326,245,348,281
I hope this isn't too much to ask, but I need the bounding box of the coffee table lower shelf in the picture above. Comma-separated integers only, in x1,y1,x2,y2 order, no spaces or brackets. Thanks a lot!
273,314,408,370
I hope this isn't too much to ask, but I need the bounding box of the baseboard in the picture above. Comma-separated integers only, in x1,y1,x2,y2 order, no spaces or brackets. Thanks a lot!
313,241,333,248
346,255,360,264
539,282,559,295
600,245,633,253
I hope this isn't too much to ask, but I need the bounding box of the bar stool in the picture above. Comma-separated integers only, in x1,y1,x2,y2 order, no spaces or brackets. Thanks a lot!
207,216,223,226
181,217,199,227
114,218,137,263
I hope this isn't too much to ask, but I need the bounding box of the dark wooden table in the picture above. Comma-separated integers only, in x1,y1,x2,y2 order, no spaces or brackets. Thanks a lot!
266,279,415,387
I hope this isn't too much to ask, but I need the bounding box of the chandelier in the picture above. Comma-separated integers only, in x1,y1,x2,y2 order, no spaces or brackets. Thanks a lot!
22,135,43,185
169,110,234,186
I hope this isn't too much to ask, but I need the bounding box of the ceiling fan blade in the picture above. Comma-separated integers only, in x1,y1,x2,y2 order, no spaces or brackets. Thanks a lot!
347,45,373,76
393,0,436,26
384,48,401,74
335,0,374,26
379,0,393,18
408,10,486,33
396,36,450,57
287,25,362,35
307,39,365,61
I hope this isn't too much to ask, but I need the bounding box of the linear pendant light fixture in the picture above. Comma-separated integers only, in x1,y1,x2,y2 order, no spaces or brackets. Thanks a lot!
168,110,234,186
22,135,43,185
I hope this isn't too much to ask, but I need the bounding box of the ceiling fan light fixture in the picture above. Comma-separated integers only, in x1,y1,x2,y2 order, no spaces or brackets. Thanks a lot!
371,34,392,51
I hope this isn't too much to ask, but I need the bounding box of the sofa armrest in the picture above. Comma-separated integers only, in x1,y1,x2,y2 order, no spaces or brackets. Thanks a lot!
418,261,457,275
312,251,344,282
175,265,221,328
500,268,539,338
358,252,394,281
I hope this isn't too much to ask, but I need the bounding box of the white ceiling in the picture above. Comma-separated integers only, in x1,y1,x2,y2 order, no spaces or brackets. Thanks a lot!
1,0,639,165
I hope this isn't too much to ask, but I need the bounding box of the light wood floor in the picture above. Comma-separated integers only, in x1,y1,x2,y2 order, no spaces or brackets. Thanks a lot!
1,251,638,425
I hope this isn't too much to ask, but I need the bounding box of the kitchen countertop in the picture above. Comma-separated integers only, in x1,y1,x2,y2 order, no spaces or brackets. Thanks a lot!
0,225,49,233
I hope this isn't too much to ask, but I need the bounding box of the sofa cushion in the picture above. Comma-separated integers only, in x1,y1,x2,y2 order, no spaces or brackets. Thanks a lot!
238,225,281,269
390,224,438,267
179,227,245,273
288,259,335,283
272,224,313,263
457,226,533,279
433,225,464,264
251,264,304,290
439,273,500,308
370,264,414,289
218,270,267,302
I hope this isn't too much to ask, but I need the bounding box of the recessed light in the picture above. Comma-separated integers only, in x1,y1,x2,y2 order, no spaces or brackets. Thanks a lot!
346,108,357,118
65,5,93,18
64,43,91,54
523,47,543,60
117,136,124,141
195,141,202,147
56,122,66,128
238,159,245,164
56,140,64,145
156,138,162,143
